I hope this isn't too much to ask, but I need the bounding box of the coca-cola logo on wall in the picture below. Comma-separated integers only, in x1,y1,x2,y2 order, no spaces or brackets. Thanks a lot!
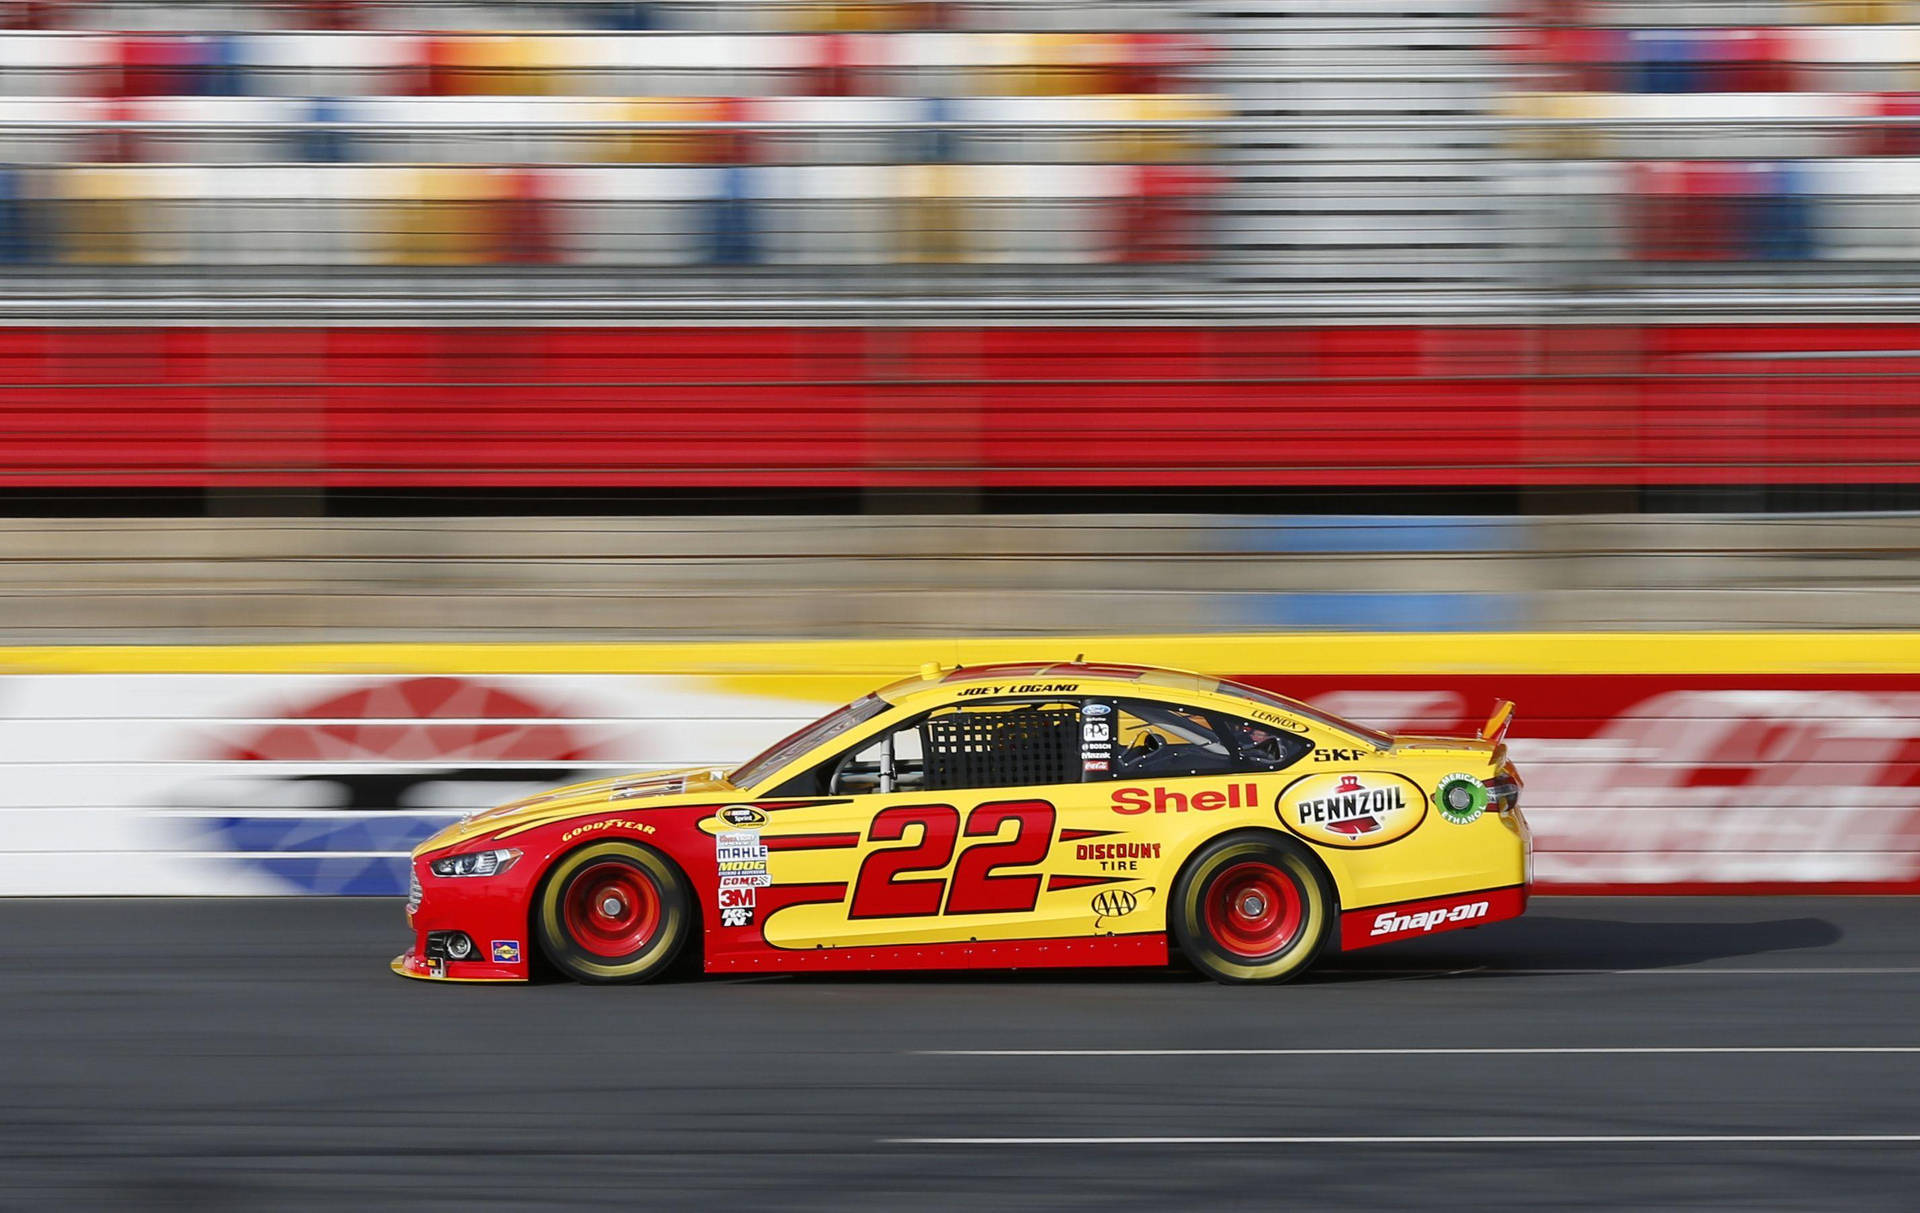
1268,676,1920,891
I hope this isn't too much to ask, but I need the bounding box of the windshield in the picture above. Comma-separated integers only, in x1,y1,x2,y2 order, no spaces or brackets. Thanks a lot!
1213,678,1393,749
729,694,891,789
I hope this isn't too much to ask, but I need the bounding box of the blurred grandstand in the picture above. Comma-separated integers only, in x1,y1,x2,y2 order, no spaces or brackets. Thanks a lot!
0,0,1917,639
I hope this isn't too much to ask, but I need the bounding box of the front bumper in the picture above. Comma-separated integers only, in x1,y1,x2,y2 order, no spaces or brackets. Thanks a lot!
391,947,525,983
394,854,536,983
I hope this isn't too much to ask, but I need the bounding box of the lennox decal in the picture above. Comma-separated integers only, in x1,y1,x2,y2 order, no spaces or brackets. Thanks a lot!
1277,771,1427,848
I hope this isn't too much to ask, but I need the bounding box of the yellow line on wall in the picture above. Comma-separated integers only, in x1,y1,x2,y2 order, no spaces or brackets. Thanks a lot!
3,634,1920,678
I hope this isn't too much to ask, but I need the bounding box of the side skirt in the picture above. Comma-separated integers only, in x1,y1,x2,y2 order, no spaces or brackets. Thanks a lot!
1338,884,1528,952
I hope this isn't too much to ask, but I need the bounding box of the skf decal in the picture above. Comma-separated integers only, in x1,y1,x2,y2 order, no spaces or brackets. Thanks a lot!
1111,782,1258,815
720,805,769,828
491,940,521,964
560,818,658,842
1312,748,1367,763
1277,771,1426,848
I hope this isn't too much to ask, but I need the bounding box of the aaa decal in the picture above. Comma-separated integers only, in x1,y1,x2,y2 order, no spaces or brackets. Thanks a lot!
1277,771,1427,849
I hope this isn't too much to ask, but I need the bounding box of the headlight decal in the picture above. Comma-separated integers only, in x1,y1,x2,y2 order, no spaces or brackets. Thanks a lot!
428,847,522,878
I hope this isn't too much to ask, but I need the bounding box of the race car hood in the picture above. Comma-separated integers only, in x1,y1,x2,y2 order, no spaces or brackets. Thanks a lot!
414,765,736,856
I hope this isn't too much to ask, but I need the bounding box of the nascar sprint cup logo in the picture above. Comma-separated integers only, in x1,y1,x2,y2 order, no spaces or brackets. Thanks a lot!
1277,771,1427,848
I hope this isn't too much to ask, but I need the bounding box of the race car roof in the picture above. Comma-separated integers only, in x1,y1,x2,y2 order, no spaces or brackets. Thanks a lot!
877,660,1219,707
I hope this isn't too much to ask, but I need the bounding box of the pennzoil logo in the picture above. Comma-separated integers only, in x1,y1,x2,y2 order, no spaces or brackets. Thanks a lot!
1277,771,1426,849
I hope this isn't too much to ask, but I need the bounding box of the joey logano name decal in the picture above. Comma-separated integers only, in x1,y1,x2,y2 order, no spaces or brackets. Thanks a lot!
1277,771,1426,848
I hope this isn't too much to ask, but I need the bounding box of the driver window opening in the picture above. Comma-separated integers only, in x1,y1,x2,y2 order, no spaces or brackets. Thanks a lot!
826,699,1081,795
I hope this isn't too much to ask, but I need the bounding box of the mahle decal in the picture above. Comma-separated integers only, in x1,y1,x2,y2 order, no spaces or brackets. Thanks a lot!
1433,773,1490,825
1276,771,1426,848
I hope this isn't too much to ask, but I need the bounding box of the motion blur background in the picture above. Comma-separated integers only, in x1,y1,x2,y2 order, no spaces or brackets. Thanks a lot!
3,0,1920,898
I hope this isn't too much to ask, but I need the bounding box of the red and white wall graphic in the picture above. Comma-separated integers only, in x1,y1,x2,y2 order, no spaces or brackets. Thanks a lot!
1,662,1918,895
1247,674,1920,893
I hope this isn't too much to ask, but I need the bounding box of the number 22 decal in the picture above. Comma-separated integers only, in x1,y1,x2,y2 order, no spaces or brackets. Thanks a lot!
847,799,1057,919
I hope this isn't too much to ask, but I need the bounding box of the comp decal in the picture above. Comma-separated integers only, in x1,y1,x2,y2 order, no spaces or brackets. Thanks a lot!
716,820,771,926
1276,771,1426,848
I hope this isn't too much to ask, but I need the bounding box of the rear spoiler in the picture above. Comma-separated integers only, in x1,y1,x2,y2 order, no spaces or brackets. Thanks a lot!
1480,699,1516,745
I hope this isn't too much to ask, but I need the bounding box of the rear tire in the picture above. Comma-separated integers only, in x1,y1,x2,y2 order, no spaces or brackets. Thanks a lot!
534,841,693,984
1171,832,1331,984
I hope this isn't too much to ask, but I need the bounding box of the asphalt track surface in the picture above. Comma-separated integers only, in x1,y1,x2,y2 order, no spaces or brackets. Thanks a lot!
4,897,1918,1211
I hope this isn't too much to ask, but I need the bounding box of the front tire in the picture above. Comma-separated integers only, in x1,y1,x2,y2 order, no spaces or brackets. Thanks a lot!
1171,832,1331,984
534,841,693,984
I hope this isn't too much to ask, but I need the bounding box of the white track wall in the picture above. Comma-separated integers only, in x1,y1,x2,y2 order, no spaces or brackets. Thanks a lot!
5,637,1919,894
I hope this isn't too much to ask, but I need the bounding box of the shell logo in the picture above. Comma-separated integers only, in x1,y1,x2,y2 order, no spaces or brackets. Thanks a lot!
1276,770,1427,849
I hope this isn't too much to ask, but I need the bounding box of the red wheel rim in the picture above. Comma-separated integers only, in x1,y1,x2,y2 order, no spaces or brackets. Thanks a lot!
1204,861,1304,959
562,861,662,958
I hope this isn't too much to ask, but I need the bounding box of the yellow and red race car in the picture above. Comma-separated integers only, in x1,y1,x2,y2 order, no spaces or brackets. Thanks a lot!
394,661,1529,985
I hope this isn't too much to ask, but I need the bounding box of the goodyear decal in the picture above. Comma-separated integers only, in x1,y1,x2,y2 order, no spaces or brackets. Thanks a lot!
1277,770,1427,849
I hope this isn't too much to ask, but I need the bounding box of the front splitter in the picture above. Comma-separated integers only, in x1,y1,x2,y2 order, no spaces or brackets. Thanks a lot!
390,950,525,983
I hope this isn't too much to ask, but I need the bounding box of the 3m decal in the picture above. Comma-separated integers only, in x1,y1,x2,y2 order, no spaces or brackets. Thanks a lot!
848,799,1056,919
719,885,757,910
1111,783,1257,815
490,940,521,964
1277,771,1426,848
1434,773,1490,825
